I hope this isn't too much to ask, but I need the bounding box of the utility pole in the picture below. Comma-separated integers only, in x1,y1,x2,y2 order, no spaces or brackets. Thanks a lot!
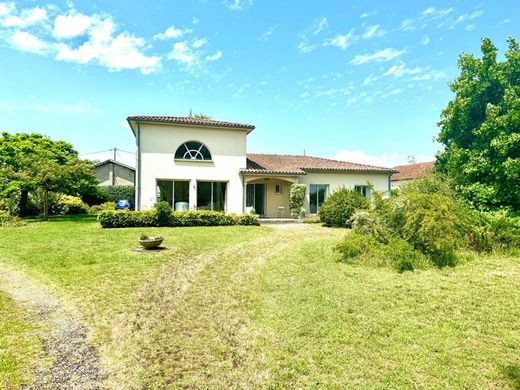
112,147,117,185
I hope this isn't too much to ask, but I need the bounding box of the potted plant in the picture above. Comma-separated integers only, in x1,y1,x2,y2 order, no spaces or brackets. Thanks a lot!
139,235,164,249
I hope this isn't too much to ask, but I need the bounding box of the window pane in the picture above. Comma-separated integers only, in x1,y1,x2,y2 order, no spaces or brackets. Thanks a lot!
317,185,327,207
175,142,212,160
174,181,189,208
156,180,173,207
213,182,227,212
309,184,318,214
246,184,254,207
197,182,212,210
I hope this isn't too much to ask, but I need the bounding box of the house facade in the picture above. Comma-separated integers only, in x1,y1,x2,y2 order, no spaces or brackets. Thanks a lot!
127,115,395,217
94,159,135,186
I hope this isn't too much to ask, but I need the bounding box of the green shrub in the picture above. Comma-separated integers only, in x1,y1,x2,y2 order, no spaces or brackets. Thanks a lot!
289,184,306,218
103,185,135,208
336,231,378,260
155,201,173,227
466,210,520,252
81,186,110,206
0,212,25,228
60,195,90,215
90,202,115,214
319,187,369,227
399,193,463,267
98,208,260,228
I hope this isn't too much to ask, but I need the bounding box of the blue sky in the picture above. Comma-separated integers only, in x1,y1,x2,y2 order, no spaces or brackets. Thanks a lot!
0,0,518,167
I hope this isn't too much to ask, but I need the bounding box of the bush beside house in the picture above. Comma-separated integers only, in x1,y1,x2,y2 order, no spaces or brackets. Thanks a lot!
98,202,260,228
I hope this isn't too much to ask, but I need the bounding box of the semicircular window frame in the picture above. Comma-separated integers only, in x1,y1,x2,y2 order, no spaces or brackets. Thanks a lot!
175,141,213,161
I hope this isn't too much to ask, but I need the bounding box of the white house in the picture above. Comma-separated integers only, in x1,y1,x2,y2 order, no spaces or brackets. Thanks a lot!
127,115,395,217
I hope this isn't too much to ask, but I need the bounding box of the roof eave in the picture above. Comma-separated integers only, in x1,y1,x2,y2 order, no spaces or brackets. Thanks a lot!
127,117,255,134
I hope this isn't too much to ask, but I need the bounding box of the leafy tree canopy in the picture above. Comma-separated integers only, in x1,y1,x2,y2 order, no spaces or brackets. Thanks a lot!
0,132,98,217
436,37,520,211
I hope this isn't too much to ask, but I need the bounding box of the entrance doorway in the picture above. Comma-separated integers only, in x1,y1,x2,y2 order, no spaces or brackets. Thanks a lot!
246,183,265,216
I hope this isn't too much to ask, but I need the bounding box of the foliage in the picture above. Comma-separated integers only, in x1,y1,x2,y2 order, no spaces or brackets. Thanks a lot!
154,201,173,227
102,185,135,208
28,189,62,217
436,37,520,211
81,186,110,206
289,184,306,218
59,195,90,215
0,132,99,218
98,208,260,228
0,212,25,227
318,187,369,227
465,210,520,253
89,202,115,214
398,171,455,197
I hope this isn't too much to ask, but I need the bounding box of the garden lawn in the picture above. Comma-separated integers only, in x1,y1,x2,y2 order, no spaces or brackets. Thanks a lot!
1,218,520,389
0,291,42,389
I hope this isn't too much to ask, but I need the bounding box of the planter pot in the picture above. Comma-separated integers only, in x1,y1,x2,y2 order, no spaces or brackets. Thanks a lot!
139,237,163,249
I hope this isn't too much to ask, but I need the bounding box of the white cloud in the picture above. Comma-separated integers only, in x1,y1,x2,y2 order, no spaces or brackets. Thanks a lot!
422,7,453,19
346,97,357,106
10,31,49,54
205,50,222,61
350,48,404,65
312,17,328,35
465,24,475,31
384,63,422,77
398,18,415,32
2,6,47,28
192,37,207,48
224,0,252,11
421,34,430,45
362,74,378,86
360,12,368,18
257,24,277,41
297,40,316,53
192,17,199,24
325,29,357,50
0,2,15,17
55,17,161,74
168,41,197,65
53,12,92,39
451,10,483,28
362,24,384,39
153,25,190,40
334,150,403,168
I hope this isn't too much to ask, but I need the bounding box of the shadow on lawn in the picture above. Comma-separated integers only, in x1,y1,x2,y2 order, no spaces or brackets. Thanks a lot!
24,214,98,223
503,364,520,389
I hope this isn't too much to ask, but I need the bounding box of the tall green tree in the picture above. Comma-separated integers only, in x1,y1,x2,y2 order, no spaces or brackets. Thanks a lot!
0,132,98,218
436,37,520,211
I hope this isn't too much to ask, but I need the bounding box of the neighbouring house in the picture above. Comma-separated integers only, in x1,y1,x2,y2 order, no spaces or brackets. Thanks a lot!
94,159,135,186
127,115,396,217
391,161,435,189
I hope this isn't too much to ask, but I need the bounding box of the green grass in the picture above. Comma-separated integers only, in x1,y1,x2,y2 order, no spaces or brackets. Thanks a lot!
1,217,520,388
0,292,42,390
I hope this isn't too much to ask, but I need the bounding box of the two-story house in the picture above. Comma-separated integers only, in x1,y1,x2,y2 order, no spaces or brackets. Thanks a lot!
127,115,395,217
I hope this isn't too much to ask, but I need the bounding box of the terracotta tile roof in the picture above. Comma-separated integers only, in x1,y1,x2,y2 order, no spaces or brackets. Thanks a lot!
127,115,255,130
243,154,396,175
391,161,435,181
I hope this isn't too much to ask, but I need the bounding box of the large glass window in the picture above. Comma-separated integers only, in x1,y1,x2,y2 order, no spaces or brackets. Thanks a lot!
197,181,227,211
156,180,190,209
175,141,212,160
309,184,328,214
354,185,371,198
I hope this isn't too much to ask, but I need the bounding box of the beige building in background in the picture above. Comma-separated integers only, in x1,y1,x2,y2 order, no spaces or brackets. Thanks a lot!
94,159,135,186
127,115,395,217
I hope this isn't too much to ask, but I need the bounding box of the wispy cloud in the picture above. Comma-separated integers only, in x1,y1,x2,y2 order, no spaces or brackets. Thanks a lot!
421,34,430,45
325,29,357,50
312,17,328,35
350,48,404,65
398,6,453,32
205,50,222,61
450,10,483,28
297,17,330,53
153,25,191,40
384,62,421,77
257,24,277,42
192,37,207,48
362,24,385,39
224,0,252,11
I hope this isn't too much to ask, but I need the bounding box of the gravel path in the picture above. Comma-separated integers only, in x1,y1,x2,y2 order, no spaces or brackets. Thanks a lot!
0,264,105,390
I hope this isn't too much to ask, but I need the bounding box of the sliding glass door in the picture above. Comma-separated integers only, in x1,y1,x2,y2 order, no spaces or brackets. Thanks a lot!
197,181,227,211
246,183,265,215
309,184,328,214
156,180,190,209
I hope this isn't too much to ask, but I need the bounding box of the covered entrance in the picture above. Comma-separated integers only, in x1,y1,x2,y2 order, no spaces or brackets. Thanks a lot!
243,176,299,218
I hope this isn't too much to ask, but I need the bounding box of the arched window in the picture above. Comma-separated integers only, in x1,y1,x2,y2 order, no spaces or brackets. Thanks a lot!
175,141,212,161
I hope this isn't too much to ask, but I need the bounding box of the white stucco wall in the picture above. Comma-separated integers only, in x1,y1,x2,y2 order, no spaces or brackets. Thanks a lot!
136,122,248,213
297,172,391,214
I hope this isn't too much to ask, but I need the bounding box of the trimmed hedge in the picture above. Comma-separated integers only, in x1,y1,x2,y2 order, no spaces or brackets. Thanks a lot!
98,209,260,228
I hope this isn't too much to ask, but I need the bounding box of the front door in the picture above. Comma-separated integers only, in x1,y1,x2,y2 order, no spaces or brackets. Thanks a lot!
254,184,265,216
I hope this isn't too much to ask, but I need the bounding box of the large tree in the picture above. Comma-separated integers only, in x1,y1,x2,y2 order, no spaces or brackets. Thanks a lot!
0,132,98,218
436,37,520,211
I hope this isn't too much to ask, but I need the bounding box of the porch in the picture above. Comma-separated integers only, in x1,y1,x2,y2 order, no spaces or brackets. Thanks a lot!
243,175,298,219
